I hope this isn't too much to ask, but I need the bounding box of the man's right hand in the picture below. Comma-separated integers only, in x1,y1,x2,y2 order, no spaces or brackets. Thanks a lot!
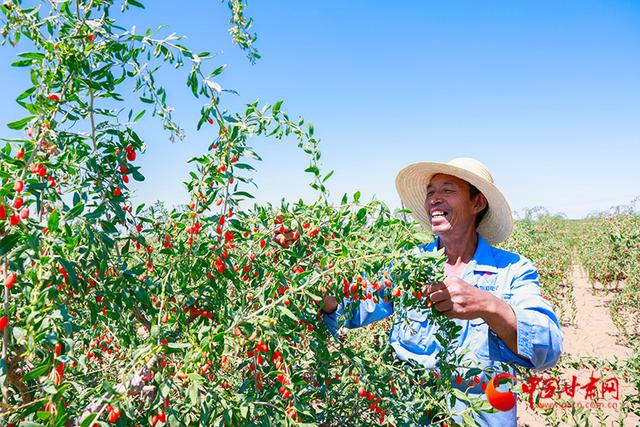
322,295,338,314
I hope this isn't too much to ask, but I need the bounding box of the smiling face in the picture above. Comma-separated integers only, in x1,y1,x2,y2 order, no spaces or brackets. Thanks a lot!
424,174,487,240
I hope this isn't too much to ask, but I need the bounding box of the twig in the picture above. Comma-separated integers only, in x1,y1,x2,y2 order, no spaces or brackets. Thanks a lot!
133,306,151,331
89,88,97,151
1,258,9,405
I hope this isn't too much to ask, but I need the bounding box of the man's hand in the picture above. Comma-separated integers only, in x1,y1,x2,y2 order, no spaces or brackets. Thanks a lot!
425,276,487,320
272,226,298,249
322,295,338,314
426,277,520,355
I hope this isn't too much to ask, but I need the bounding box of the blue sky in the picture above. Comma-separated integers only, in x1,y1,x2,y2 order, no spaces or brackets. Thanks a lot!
2,0,639,218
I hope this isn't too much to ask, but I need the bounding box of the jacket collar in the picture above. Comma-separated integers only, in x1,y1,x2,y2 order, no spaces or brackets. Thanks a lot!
422,233,498,274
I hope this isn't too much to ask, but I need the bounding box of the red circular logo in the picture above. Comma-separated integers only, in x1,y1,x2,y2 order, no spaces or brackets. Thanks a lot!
485,372,517,411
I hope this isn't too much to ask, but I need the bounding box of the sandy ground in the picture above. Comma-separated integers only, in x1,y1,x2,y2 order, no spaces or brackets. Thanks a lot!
517,265,638,427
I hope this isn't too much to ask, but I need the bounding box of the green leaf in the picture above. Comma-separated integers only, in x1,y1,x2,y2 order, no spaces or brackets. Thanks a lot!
36,411,50,420
127,0,145,8
48,210,60,233
0,233,22,256
66,202,85,220
80,413,97,427
272,100,283,114
22,363,50,381
209,64,227,77
452,387,468,402
121,239,131,254
233,163,255,171
100,221,118,234
7,116,35,130
166,342,191,353
16,86,36,101
133,110,146,122
279,305,298,322
276,272,288,287
11,59,34,67
131,168,145,182
305,166,319,176
57,258,78,286
18,52,45,60
85,204,106,219
242,149,262,161
233,191,254,199
188,381,200,404
167,342,191,349
461,413,478,426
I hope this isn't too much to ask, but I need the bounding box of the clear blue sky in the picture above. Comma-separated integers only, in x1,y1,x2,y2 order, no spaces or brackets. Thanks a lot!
2,1,639,218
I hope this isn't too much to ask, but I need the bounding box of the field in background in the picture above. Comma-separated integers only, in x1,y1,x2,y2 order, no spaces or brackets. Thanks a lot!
499,205,640,426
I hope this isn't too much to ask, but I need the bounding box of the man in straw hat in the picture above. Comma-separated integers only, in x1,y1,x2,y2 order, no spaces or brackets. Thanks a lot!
320,157,563,426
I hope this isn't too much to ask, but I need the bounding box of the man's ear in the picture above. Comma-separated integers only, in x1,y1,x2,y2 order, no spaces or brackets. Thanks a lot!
473,193,488,214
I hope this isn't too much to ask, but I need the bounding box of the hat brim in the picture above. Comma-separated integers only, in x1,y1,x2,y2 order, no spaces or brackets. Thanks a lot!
395,162,513,245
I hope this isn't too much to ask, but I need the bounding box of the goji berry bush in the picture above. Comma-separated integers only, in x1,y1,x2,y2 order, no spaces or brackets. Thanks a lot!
6,2,637,426
573,203,640,421
498,208,575,325
575,204,640,341
0,1,505,426
502,207,640,424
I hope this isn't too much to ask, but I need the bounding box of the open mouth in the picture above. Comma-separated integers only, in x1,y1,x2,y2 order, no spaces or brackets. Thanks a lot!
430,210,448,220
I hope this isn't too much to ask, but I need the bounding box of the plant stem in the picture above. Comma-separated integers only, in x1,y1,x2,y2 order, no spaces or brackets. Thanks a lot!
1,258,9,405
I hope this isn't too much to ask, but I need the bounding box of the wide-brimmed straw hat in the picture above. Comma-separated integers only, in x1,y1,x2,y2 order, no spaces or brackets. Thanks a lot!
395,157,513,245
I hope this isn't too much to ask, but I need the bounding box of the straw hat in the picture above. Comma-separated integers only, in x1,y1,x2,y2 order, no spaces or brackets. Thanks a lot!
395,157,513,245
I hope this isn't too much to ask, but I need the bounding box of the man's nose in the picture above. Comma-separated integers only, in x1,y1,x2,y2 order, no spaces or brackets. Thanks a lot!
425,196,440,209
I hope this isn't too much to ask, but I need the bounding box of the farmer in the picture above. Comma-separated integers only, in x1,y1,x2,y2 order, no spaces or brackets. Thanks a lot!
315,157,564,426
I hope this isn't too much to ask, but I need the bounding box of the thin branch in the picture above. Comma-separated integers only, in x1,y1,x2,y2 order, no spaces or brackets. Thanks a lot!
133,306,151,331
1,258,9,405
89,87,97,151
7,354,31,404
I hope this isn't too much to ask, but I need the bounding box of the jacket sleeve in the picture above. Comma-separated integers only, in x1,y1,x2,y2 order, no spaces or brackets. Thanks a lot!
490,259,564,370
322,282,394,339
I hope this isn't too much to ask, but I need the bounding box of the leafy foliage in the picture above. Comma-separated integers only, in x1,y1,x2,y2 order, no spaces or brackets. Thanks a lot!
0,1,498,425
499,209,575,325
575,204,640,341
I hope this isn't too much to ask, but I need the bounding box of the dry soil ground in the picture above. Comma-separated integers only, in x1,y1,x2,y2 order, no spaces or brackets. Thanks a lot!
517,265,638,427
